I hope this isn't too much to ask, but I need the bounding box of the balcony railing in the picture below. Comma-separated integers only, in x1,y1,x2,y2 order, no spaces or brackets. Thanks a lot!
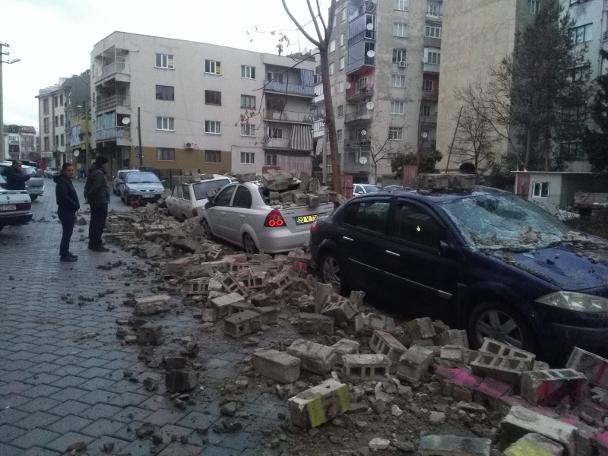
264,137,291,149
96,60,129,81
95,126,130,142
422,90,439,100
263,80,315,97
423,62,440,73
344,147,372,174
96,94,131,113
346,86,374,101
264,109,313,124
345,110,373,123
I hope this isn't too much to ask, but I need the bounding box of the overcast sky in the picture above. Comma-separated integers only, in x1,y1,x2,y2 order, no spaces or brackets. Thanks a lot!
2,0,320,129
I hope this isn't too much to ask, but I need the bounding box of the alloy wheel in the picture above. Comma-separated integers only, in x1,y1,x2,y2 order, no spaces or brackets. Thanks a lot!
322,255,342,289
474,309,524,348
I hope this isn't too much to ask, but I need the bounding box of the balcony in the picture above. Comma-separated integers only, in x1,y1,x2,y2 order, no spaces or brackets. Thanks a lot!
346,86,374,103
96,126,130,142
343,146,372,174
96,94,131,113
95,60,130,82
263,80,315,97
264,109,313,124
422,90,439,101
423,62,440,74
345,110,373,123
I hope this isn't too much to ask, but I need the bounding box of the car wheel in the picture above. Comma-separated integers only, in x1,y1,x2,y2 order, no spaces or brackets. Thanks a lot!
468,302,537,352
30,195,38,201
242,233,258,254
320,253,349,294
201,219,214,239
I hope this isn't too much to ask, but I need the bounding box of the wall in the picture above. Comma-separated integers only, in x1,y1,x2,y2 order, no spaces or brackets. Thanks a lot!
135,146,231,174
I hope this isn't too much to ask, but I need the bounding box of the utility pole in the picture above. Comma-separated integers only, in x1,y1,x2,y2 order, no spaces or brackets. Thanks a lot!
445,106,464,173
0,42,21,161
137,106,142,168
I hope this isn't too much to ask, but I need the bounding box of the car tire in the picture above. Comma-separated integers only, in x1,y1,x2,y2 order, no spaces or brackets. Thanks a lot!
201,219,214,240
30,195,38,201
468,301,537,353
242,233,258,254
320,252,350,295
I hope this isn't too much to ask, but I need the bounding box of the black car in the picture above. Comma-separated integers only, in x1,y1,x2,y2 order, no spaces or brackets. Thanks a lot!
310,187,608,362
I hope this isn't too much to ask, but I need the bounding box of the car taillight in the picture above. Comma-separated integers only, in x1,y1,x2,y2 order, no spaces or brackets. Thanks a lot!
16,203,31,211
311,221,318,233
264,209,286,228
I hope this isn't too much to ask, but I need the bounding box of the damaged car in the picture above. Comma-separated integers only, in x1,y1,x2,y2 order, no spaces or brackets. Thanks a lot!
311,187,608,362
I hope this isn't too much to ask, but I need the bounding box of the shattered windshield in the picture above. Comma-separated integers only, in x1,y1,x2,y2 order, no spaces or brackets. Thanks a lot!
438,193,572,251
192,179,231,200
126,172,160,184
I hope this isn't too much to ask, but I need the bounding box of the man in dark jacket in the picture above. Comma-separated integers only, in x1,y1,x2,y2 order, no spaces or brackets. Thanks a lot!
54,163,80,262
84,156,110,252
1,160,30,190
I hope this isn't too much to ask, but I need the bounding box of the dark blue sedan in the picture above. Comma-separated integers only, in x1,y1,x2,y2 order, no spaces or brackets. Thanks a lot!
310,187,608,362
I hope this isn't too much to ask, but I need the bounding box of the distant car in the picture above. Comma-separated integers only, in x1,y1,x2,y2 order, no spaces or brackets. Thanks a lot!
113,169,139,196
166,175,233,220
384,185,410,193
201,181,334,254
0,174,32,231
120,171,164,205
353,183,381,197
0,162,44,201
44,167,58,178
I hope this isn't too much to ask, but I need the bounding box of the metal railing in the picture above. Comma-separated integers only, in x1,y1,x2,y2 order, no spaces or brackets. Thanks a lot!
345,110,373,123
264,109,313,124
423,62,440,73
343,148,372,174
95,126,130,141
96,94,131,113
263,80,315,97
96,60,129,80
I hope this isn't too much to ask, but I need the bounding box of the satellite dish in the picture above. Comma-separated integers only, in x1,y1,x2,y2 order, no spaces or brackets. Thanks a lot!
359,156,368,165
366,50,376,58
360,129,367,136
121,117,131,125
366,23,374,31
73,150,80,157
366,102,375,111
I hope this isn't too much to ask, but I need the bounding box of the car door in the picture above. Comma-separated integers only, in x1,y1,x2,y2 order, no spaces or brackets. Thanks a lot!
380,198,460,319
338,197,392,297
224,185,254,245
207,184,237,240
166,185,181,218
180,184,192,219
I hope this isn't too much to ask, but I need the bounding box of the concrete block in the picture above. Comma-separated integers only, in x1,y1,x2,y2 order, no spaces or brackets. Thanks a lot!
221,274,248,296
211,293,246,318
369,330,407,365
354,312,396,335
500,406,577,455
480,338,535,364
591,386,608,407
136,323,163,346
223,310,262,338
579,399,608,427
165,256,196,274
287,339,337,375
567,347,608,389
342,354,391,379
251,292,272,307
252,349,301,384
440,345,466,363
432,320,451,345
447,329,469,348
183,277,209,296
474,378,514,407
504,433,564,456
293,192,308,205
201,307,217,323
348,290,366,307
321,295,358,323
133,294,171,316
470,353,532,385
189,260,227,276
240,273,266,290
287,378,350,428
419,434,491,456
404,317,436,340
396,345,435,383
268,268,296,292
254,306,278,325
331,339,360,360
313,283,334,312
165,369,197,393
521,369,588,407
297,312,334,336
163,355,187,370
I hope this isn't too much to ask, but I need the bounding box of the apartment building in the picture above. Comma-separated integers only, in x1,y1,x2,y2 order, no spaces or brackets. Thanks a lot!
324,0,442,184
2,125,36,161
90,32,316,177
36,81,68,167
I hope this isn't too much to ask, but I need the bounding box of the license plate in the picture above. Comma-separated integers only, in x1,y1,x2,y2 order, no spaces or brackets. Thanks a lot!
295,214,317,225
0,205,16,212
142,194,155,198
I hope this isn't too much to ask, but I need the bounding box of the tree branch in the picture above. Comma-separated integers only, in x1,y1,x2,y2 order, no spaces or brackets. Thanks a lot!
306,0,324,43
282,0,320,47
316,0,327,33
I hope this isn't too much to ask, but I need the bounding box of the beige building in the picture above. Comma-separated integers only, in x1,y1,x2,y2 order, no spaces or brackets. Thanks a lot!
91,32,316,177
36,81,68,167
324,0,442,184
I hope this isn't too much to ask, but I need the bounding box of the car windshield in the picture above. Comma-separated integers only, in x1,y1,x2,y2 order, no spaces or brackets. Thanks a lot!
126,172,160,184
192,179,231,200
438,192,575,252
362,185,380,193
23,167,40,177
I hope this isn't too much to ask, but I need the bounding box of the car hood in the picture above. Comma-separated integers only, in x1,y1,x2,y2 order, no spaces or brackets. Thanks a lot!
126,183,163,191
496,240,608,291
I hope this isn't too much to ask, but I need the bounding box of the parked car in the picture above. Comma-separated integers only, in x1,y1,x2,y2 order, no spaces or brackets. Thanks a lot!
113,169,139,195
384,185,410,193
166,175,233,220
353,183,381,197
44,167,58,178
120,171,164,205
0,162,44,201
201,182,334,254
310,187,608,361
0,173,32,231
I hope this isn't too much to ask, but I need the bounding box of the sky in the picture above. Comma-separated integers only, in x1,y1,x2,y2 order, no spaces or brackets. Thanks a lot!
2,0,321,129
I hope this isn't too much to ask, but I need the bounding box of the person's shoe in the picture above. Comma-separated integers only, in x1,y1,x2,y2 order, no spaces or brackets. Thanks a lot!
68,253,78,258
60,255,78,262
89,246,110,252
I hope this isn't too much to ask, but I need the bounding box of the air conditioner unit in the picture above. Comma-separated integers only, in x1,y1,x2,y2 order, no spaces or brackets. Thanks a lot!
184,142,193,150
398,61,407,68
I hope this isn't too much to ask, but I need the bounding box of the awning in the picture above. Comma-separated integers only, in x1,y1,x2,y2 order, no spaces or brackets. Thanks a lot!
290,125,313,152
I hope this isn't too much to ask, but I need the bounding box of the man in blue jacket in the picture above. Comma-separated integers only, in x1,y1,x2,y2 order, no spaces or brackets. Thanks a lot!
84,156,110,252
54,163,80,262
1,160,30,190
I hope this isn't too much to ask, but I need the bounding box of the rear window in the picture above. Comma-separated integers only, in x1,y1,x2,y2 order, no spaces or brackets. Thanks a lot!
192,179,231,200
126,172,160,184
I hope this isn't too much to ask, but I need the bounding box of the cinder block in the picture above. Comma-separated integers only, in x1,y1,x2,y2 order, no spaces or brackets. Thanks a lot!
252,349,301,384
287,339,337,375
321,295,358,323
331,339,360,359
470,353,532,385
521,369,587,407
349,290,366,307
251,292,272,307
240,273,266,290
578,399,608,427
226,301,255,316
136,323,163,346
405,317,436,340
354,312,396,335
342,354,391,379
211,293,246,318
288,379,350,428
480,338,535,363
223,310,262,338
221,274,248,296
201,307,217,323
504,433,564,456
396,345,435,383
419,434,491,456
567,347,608,389
134,294,171,316
183,277,209,296
297,312,334,335
440,345,466,363
500,406,577,455
165,369,197,393
369,330,407,365
268,268,296,292
313,283,334,313
474,377,514,407
254,306,278,325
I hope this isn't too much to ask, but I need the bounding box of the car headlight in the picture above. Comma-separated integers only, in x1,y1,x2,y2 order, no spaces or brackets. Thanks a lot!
536,291,608,313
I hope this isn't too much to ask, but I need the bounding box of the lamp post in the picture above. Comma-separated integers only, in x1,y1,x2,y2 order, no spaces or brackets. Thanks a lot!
0,42,21,161
76,103,91,173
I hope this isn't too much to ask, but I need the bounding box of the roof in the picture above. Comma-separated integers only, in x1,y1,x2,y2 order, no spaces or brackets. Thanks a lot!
356,186,507,204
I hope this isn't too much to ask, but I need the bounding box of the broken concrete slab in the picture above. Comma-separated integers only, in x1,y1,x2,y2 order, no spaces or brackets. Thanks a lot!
223,310,262,338
297,312,334,336
136,323,163,346
287,379,350,428
252,349,301,384
418,434,491,456
287,339,337,375
133,294,171,316
397,345,435,383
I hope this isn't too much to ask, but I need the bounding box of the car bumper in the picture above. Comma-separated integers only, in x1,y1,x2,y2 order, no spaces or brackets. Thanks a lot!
0,211,33,226
128,193,162,200
28,188,44,196
256,228,311,254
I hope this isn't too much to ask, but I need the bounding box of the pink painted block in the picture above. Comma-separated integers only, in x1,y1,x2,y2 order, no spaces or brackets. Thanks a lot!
475,378,513,399
450,367,483,389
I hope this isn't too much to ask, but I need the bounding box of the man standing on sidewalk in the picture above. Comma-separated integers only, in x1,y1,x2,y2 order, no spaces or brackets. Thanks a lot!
84,156,110,252
54,163,80,262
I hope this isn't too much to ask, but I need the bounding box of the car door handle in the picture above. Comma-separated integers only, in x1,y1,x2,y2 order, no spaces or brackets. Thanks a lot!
385,250,401,257
342,236,354,242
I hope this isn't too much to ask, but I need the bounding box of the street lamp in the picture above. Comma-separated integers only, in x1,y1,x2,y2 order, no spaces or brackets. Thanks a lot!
0,42,21,161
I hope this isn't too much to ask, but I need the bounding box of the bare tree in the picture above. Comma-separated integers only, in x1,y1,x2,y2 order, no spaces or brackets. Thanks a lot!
452,101,498,171
281,0,341,192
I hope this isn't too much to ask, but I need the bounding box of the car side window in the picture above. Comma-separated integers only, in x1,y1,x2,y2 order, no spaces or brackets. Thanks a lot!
181,184,190,200
173,185,182,198
232,186,252,209
390,201,446,250
343,200,391,234
214,185,236,207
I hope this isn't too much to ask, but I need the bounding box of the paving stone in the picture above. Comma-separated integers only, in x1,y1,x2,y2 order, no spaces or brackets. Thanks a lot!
0,443,26,456
14,410,61,430
10,428,61,449
80,418,125,438
49,386,89,402
48,400,90,417
45,432,94,453
177,411,218,430
0,424,27,442
79,402,124,420
46,414,93,434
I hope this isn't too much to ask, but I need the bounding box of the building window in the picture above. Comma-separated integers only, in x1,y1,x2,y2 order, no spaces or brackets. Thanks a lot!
60,94,64,106
561,104,587,122
423,79,434,92
392,74,406,87
341,7,347,22
568,64,590,82
265,153,277,166
156,116,175,131
54,116,58,127
425,48,441,64
60,114,64,126
155,53,175,69
60,134,65,146
392,48,407,64
204,120,221,134
267,71,284,83
156,85,175,101
157,147,175,161
388,127,403,140
241,123,256,137
241,151,255,165
339,56,345,71
422,104,431,117
560,142,586,161
43,118,49,134
427,0,441,17
337,105,344,117
338,81,345,93
358,76,369,90
393,23,408,38
365,14,376,39
205,90,222,106
205,150,221,162
204,59,222,75
54,96,58,108
570,23,593,44
391,100,405,115
337,129,343,142
241,94,256,109
44,137,49,150
529,0,540,14
329,63,335,75
43,98,49,115
329,40,336,53
268,127,283,139
395,0,409,10
54,135,58,146
241,65,256,79
340,33,345,47
532,181,549,198
425,23,441,38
